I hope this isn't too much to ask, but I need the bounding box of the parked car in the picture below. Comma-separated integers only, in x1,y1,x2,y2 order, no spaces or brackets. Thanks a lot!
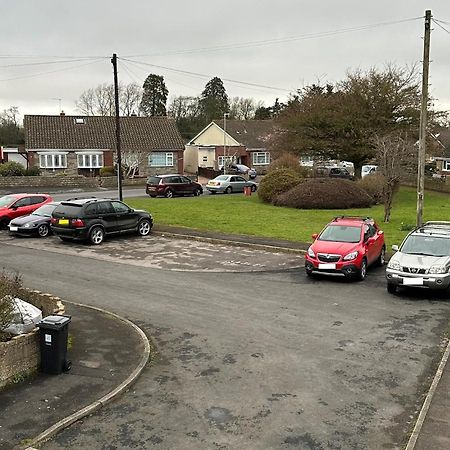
206,175,258,194
146,174,203,198
9,202,60,237
222,164,257,179
0,193,53,228
361,165,378,178
328,167,354,180
50,198,153,245
305,216,385,280
386,221,450,294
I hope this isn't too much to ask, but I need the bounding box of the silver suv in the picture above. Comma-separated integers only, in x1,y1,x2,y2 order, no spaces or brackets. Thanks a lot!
386,221,450,294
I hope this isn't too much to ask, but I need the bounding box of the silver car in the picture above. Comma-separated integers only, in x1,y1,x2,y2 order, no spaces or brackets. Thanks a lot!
386,221,450,293
206,175,257,194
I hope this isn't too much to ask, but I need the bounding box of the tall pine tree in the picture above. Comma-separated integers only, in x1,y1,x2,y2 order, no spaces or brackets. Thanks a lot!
200,77,229,122
140,74,168,116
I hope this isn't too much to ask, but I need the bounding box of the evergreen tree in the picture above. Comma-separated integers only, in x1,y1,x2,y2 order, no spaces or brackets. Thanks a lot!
200,77,229,122
140,74,168,116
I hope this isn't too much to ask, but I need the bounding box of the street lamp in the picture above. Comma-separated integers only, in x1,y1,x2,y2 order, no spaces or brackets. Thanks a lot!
223,112,229,175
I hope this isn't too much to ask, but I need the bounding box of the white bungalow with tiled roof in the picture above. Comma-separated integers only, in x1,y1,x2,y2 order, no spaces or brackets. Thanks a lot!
24,113,185,177
184,120,274,174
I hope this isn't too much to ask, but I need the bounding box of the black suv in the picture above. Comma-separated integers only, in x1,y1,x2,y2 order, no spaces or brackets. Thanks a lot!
51,198,153,245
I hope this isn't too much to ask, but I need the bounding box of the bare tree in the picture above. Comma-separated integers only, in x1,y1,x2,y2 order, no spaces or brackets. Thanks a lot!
229,97,265,120
121,149,148,178
76,83,142,116
168,96,201,120
374,132,416,222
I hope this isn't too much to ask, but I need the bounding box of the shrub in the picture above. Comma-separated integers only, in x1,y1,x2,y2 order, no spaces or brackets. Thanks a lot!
258,168,305,204
25,166,41,176
356,173,386,204
100,166,115,177
0,271,22,337
268,153,312,177
274,178,374,209
0,161,25,177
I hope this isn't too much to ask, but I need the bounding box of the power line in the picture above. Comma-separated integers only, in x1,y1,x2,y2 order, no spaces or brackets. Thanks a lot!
433,18,450,35
0,57,107,69
121,57,291,93
434,17,450,25
0,58,104,82
122,16,423,58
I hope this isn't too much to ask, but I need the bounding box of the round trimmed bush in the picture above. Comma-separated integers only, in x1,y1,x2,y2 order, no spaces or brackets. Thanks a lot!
356,173,386,204
258,168,304,204
273,178,374,209
99,166,115,177
25,166,41,176
0,161,25,177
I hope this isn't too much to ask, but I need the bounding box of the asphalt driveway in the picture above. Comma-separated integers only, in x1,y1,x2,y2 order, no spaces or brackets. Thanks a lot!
0,233,449,449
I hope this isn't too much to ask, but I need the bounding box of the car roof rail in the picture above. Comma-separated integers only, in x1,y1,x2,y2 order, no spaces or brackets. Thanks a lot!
332,216,373,222
65,196,98,201
424,221,450,227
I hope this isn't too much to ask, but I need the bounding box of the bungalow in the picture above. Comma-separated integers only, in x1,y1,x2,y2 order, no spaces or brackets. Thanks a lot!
24,113,185,176
184,120,273,174
432,127,450,176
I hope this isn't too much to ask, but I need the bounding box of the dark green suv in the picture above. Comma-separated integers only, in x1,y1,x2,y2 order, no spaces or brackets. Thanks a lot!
51,198,153,245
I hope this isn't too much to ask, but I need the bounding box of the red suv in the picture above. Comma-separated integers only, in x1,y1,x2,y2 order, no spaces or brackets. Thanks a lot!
0,193,53,228
305,216,385,280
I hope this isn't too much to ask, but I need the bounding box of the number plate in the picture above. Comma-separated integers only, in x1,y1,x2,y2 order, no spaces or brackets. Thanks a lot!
58,219,69,225
9,226,18,231
403,277,424,286
319,263,336,270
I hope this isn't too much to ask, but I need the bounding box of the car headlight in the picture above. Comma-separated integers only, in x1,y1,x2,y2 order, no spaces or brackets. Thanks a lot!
307,247,315,258
343,251,358,261
23,223,31,228
387,260,401,271
429,265,448,274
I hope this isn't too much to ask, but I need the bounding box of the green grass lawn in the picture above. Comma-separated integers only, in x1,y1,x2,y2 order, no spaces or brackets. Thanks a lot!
127,187,450,247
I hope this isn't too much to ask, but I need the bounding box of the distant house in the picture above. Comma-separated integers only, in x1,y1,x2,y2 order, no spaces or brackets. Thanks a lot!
24,114,185,176
0,145,27,167
432,127,450,176
184,120,273,174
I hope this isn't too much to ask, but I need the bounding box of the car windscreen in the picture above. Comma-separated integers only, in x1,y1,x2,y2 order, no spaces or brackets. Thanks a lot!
147,177,161,185
215,175,229,181
0,195,16,207
52,204,83,218
32,204,57,217
400,234,450,257
318,225,361,243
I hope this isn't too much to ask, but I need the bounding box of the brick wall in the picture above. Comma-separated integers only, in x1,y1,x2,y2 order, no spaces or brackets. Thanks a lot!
0,290,65,390
0,175,98,190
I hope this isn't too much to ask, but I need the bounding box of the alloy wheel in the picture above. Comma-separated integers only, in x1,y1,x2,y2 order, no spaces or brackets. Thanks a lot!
138,220,151,236
37,224,49,237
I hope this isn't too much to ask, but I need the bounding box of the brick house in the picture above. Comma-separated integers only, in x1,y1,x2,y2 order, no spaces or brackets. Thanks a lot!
24,114,185,176
432,127,450,176
184,120,273,174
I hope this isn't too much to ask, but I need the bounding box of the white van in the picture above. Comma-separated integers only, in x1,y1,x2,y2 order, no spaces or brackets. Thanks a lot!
361,165,378,178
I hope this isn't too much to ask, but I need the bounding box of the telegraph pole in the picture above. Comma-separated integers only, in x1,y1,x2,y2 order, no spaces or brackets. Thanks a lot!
416,10,432,227
111,53,123,201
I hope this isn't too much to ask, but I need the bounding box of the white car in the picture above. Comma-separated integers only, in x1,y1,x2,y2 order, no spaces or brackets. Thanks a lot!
206,175,258,194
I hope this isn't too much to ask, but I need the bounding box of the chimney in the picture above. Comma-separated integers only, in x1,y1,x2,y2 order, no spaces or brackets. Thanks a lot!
60,111,65,116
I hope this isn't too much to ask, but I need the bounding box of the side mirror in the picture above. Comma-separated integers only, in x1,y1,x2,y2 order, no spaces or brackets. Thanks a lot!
311,233,318,240
10,205,18,210
377,230,384,235
392,245,399,252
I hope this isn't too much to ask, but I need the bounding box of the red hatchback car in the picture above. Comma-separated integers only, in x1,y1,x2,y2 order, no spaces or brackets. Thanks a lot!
305,216,385,280
0,193,53,228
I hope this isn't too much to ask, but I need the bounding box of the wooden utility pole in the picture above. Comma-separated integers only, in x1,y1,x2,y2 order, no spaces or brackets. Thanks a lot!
416,10,432,227
111,53,123,201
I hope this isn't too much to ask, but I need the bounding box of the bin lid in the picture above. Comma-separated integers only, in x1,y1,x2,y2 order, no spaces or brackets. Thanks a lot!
37,315,71,330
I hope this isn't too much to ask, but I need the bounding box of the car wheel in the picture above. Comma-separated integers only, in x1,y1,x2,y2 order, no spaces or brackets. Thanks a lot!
250,184,257,192
225,186,232,194
376,247,386,266
165,189,174,198
137,219,152,236
387,283,398,294
37,224,50,238
193,188,202,197
89,226,105,245
357,258,367,281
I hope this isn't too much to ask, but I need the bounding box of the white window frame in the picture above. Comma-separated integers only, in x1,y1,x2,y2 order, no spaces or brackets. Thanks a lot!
76,152,104,169
37,152,68,169
149,152,174,167
444,160,450,171
252,151,270,166
218,156,233,167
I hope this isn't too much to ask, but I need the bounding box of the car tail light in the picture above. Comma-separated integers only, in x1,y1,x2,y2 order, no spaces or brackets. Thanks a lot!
50,217,58,225
71,218,85,228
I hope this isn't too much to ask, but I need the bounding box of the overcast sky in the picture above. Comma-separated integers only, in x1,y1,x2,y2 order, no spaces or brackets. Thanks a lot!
1,1,449,119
